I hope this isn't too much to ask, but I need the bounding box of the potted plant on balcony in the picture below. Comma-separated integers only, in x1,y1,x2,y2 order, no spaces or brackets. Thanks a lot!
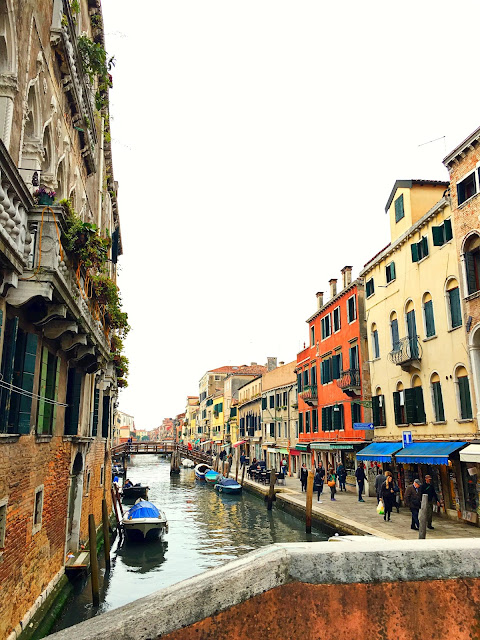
117,378,128,388
34,186,56,206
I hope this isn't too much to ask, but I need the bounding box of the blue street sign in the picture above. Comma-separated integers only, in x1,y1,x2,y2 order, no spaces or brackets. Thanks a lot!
353,423,374,430
402,430,413,447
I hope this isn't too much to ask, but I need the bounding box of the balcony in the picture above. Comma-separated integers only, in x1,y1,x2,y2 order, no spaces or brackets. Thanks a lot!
299,384,318,407
388,336,422,372
337,369,361,397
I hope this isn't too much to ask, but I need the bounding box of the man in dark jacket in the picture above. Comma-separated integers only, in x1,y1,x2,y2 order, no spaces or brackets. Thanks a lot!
404,479,422,530
355,464,366,502
375,471,386,504
300,463,309,492
420,475,440,530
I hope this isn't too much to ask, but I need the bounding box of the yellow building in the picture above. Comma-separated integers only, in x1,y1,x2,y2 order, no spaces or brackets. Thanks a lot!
211,392,224,453
359,180,478,521
184,396,199,444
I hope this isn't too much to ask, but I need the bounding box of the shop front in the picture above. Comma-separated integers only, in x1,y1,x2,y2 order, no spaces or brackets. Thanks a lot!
289,449,301,477
295,443,313,470
356,442,403,497
457,444,480,525
309,442,363,492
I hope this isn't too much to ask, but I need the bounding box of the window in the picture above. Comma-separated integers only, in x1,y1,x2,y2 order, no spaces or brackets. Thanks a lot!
321,406,333,431
269,423,275,438
303,369,309,387
321,357,341,384
366,278,375,298
351,402,361,427
431,374,445,422
321,405,343,431
312,409,318,432
33,485,44,534
347,295,357,323
283,391,287,405
333,306,341,332
422,293,436,338
446,279,462,329
371,324,380,359
0,498,7,548
261,397,267,410
299,413,304,433
457,171,478,205
349,345,359,372
385,262,396,283
390,312,400,350
284,421,287,437
64,368,83,436
464,234,480,295
295,420,299,438
393,384,407,425
305,411,310,433
275,394,281,407
456,366,473,420
395,194,404,222
404,379,426,424
321,314,332,339
100,465,104,487
310,325,315,345
333,404,344,430
269,395,274,409
372,391,386,427
411,236,429,262
432,219,453,247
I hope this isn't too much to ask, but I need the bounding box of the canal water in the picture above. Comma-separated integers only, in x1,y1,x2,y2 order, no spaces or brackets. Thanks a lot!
50,455,329,634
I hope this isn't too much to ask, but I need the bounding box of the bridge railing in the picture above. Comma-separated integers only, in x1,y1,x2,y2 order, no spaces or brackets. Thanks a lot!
111,441,175,456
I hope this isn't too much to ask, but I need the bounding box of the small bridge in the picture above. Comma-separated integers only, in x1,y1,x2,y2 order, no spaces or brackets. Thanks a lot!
111,441,212,465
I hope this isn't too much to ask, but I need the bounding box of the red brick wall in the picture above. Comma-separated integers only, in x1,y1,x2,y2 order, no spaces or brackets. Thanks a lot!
162,579,480,640
79,440,111,542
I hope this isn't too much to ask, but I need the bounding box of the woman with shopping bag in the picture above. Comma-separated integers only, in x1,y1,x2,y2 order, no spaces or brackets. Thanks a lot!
380,471,396,521
327,468,337,501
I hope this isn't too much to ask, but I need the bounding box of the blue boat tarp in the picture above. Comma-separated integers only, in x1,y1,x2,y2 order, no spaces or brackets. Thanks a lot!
217,478,240,487
356,442,403,462
127,500,160,519
395,442,467,465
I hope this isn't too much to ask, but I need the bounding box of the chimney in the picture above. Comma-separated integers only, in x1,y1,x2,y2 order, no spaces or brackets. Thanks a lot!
267,357,277,372
341,266,353,289
250,362,257,365
279,361,285,366
329,278,337,298
316,292,324,309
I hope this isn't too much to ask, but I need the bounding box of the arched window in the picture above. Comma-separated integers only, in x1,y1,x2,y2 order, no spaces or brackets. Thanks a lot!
405,300,419,358
390,311,400,351
41,124,54,175
430,373,445,422
463,233,480,295
456,365,473,420
56,158,66,200
422,292,436,338
372,386,386,427
371,322,380,359
393,381,406,425
446,278,462,329
0,0,16,147
403,376,426,424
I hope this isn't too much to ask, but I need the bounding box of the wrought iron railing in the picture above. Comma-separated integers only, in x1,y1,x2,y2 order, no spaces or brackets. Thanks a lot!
299,384,318,401
337,369,361,390
388,336,422,365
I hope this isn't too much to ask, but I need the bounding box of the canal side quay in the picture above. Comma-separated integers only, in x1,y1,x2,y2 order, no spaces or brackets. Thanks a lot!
237,472,480,540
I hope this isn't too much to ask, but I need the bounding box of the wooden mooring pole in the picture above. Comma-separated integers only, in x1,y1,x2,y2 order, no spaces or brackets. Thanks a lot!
266,469,277,510
241,463,246,487
102,499,111,571
419,493,428,539
306,470,314,533
88,514,100,607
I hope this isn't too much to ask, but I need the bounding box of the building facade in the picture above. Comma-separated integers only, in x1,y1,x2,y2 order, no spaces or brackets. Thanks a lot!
238,376,262,461
0,1,125,638
359,180,478,520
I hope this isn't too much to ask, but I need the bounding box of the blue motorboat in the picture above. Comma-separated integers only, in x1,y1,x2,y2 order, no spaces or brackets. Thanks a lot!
205,469,223,484
194,463,212,480
214,477,242,494
122,499,168,542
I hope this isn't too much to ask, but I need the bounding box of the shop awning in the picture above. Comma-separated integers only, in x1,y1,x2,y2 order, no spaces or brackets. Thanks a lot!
233,440,246,448
290,449,301,456
267,447,277,454
395,442,467,465
460,444,480,463
277,448,289,455
310,442,354,451
199,440,213,447
295,444,309,451
357,442,403,462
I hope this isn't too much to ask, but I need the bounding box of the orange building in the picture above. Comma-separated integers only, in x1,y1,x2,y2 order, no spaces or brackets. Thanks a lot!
296,266,372,488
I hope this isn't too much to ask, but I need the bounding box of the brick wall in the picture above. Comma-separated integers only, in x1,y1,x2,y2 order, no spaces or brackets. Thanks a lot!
79,440,111,543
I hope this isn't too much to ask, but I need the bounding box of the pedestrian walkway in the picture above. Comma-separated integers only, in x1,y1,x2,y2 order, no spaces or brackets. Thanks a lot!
234,469,480,540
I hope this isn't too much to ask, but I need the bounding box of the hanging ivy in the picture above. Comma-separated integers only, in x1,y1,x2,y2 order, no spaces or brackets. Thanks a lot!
77,34,115,111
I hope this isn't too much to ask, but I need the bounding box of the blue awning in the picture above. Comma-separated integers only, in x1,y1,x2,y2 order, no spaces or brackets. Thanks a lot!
395,442,467,465
357,442,403,462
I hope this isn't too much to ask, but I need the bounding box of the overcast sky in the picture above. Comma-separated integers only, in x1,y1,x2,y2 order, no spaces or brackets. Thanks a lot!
102,0,480,430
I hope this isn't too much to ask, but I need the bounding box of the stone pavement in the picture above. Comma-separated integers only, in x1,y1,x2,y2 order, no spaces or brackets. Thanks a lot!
235,470,480,540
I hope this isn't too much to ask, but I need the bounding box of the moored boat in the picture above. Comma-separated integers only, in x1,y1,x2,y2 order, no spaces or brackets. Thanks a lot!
122,499,168,542
122,484,149,503
194,463,212,480
182,458,195,468
205,469,223,484
214,477,242,494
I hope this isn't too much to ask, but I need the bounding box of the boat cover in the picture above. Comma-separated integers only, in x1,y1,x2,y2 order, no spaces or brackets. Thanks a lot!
218,478,240,487
127,500,160,519
205,470,219,477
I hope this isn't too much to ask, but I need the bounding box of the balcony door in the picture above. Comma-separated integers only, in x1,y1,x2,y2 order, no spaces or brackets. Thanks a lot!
406,309,418,358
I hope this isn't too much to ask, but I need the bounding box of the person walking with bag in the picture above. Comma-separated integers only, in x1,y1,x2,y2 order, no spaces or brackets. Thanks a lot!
327,467,337,501
404,479,422,530
300,463,308,492
314,466,325,503
355,463,366,502
380,471,396,522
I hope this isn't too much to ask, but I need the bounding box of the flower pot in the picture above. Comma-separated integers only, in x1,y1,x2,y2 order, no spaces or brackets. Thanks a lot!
38,194,54,205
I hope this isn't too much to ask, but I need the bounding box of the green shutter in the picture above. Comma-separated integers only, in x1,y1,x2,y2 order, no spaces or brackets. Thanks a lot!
424,300,435,337
411,242,419,263
432,225,444,246
391,319,400,349
36,347,48,434
332,355,340,380
449,287,462,328
299,412,304,433
459,377,473,420
17,333,38,434
390,262,396,280
0,317,18,432
432,382,445,422
52,357,61,429
372,395,380,426
421,236,429,258
102,394,110,438
393,391,402,425
444,219,453,242
465,252,478,295
395,194,404,222
64,368,82,435
92,385,100,436
261,397,267,410
404,388,416,424
414,386,426,423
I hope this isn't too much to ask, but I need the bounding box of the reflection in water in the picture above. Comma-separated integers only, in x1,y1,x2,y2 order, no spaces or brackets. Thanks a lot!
51,456,328,634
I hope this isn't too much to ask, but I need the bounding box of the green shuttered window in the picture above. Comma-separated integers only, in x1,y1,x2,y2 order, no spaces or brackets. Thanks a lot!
432,382,445,422
448,287,462,329
411,236,429,262
404,387,426,424
458,376,473,420
394,194,404,222
424,300,435,337
64,368,83,435
432,219,453,246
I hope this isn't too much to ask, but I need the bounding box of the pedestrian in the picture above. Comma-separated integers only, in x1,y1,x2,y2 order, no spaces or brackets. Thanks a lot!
300,463,308,492
281,457,288,476
336,463,347,492
355,463,367,502
240,453,246,467
375,470,386,504
314,465,325,502
404,479,422,530
393,478,401,513
380,471,396,522
420,475,440,530
227,452,233,471
327,467,337,501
